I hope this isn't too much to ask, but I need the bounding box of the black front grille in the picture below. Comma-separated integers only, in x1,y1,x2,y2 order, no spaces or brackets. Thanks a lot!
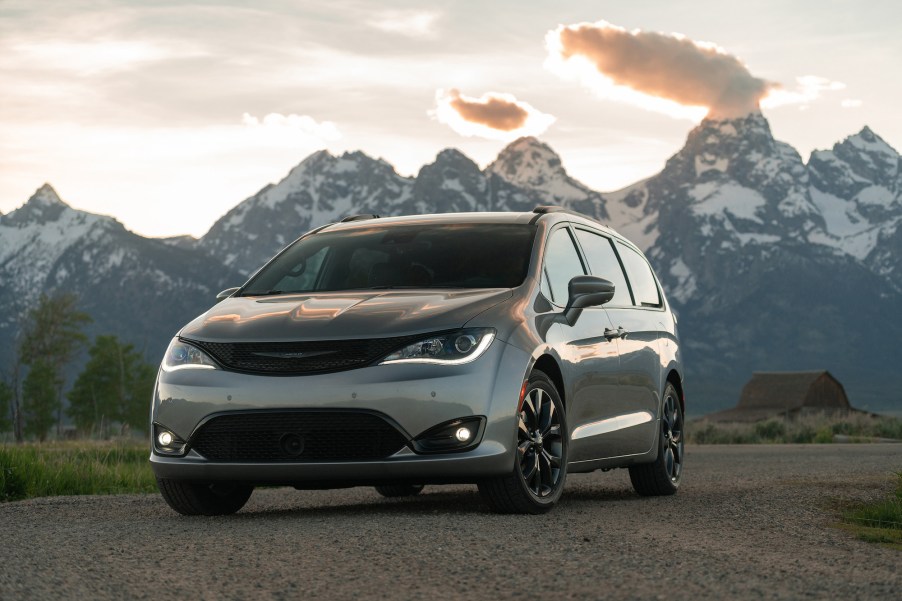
186,334,426,374
190,411,409,462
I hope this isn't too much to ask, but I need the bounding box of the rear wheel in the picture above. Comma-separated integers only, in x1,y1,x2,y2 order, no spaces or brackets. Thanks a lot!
478,370,568,514
628,383,683,496
156,478,253,516
374,484,424,498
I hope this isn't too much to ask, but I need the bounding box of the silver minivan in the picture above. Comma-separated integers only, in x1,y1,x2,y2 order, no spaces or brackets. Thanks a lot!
150,207,684,515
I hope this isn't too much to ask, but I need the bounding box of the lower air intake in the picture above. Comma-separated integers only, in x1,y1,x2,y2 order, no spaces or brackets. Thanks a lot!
190,411,409,462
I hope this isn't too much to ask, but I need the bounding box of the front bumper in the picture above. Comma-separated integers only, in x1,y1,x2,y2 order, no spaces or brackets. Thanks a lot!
149,339,529,484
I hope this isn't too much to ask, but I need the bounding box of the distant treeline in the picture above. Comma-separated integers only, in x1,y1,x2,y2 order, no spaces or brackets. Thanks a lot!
0,292,155,441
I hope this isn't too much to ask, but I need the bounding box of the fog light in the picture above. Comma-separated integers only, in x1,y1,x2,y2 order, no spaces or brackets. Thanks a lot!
158,431,174,447
455,427,472,442
411,417,485,454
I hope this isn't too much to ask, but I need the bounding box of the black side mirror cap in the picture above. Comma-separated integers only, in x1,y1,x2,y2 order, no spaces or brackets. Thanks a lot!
563,276,615,325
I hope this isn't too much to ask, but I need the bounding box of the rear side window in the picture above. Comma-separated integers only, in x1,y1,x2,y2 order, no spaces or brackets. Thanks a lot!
615,241,661,307
575,229,633,306
542,227,586,305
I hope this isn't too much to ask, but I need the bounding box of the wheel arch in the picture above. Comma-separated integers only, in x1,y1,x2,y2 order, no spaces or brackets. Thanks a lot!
665,369,685,416
532,354,565,408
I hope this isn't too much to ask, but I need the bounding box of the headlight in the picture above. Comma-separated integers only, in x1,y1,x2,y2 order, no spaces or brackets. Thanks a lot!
380,328,495,365
161,338,218,372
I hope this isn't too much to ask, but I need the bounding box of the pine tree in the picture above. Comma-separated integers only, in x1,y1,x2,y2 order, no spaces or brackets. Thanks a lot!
22,360,61,441
68,335,155,436
18,292,91,438
0,379,12,434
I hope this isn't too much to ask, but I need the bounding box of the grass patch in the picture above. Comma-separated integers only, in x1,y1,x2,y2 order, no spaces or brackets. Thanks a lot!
687,413,902,444
0,441,156,502
840,473,902,550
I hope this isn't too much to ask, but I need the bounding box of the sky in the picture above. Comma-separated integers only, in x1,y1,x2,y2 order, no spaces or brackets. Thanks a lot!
1,0,900,238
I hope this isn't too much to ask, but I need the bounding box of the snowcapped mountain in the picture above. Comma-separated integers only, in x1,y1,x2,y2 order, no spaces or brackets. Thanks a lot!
0,185,242,370
201,137,605,276
487,137,608,220
4,120,901,414
200,151,414,275
807,127,902,285
603,113,902,411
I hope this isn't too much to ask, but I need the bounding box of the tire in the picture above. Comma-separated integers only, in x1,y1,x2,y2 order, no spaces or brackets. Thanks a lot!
629,382,684,496
156,478,253,516
374,484,425,498
478,370,568,514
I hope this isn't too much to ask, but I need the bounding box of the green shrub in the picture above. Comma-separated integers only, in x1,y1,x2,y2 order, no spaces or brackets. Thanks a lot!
0,449,27,501
688,414,902,444
754,419,786,441
842,473,902,548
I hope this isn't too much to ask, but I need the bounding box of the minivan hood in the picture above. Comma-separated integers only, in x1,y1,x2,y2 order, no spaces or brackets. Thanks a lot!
180,288,513,342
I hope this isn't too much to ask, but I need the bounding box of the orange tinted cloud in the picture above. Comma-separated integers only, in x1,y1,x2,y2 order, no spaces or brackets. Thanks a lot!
433,89,555,140
547,21,775,119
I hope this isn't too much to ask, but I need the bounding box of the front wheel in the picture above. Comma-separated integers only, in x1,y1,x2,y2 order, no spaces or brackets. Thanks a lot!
156,478,253,516
628,383,683,496
478,370,568,514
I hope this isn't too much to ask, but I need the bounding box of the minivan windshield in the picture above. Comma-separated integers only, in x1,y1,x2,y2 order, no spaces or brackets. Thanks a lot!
240,223,537,295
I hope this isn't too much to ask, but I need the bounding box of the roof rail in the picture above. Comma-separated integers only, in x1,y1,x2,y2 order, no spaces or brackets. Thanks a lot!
339,214,381,223
532,205,567,214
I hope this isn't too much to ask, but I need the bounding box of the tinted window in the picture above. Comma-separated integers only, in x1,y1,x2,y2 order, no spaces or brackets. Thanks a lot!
575,229,632,306
242,224,537,294
615,241,661,307
543,228,586,305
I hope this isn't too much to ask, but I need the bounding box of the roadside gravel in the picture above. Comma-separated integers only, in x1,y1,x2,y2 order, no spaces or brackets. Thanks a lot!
1,444,899,600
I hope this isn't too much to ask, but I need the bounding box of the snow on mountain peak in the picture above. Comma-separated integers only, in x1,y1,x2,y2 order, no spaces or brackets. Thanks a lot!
848,126,897,157
2,183,72,227
489,136,565,188
31,183,66,206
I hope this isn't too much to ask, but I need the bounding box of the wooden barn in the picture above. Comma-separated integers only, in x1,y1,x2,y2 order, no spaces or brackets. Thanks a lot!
705,371,855,422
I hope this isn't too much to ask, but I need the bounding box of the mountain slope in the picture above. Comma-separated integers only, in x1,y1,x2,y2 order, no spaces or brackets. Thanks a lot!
0,185,241,370
604,113,902,412
4,119,902,415
201,138,607,276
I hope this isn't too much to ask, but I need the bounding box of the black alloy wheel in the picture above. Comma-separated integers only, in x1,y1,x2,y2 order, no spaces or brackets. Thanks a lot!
478,370,568,514
517,384,565,497
628,382,683,496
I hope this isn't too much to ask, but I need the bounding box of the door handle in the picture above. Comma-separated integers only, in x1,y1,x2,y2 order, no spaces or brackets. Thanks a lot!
604,327,630,341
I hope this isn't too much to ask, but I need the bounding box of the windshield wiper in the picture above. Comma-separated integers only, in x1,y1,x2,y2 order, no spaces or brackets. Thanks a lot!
241,289,285,296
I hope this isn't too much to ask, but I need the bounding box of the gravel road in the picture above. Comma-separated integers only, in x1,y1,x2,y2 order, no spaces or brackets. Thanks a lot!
1,444,900,600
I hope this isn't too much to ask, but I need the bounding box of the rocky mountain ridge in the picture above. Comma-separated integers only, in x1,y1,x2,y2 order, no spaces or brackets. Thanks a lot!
2,114,900,413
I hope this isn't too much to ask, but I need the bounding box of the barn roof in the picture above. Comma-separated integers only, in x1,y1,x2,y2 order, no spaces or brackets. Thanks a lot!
704,370,853,422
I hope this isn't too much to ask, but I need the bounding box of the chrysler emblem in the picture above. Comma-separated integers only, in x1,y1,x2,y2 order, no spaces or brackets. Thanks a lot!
252,350,336,359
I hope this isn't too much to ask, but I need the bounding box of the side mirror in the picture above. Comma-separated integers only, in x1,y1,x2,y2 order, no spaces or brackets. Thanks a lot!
216,287,241,301
563,276,615,325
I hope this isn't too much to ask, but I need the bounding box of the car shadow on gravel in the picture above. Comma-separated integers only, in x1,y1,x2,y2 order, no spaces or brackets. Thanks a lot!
178,484,649,520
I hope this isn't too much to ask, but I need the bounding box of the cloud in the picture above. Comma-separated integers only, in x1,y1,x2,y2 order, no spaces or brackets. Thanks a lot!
546,21,775,119
841,99,863,108
367,10,440,38
241,112,341,141
432,89,555,140
9,40,180,75
761,75,846,109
